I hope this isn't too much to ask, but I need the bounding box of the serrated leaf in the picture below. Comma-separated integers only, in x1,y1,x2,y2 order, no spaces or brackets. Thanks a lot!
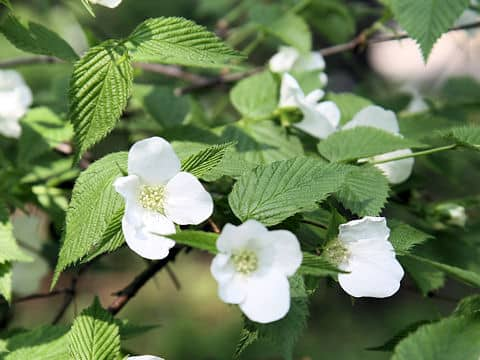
230,71,278,119
181,142,235,178
1,325,70,360
116,320,159,340
0,263,12,303
229,158,345,226
392,316,480,360
453,295,480,318
389,223,432,253
167,230,218,253
68,298,121,360
336,165,390,216
318,127,423,162
53,152,127,287
0,0,12,10
390,0,470,60
69,41,133,159
0,14,78,61
298,252,344,277
405,254,480,288
127,17,242,67
0,203,32,264
264,12,311,52
326,92,372,126
443,126,480,150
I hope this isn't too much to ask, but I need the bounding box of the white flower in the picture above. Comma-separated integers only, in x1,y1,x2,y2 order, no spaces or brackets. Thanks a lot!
447,206,467,227
89,0,122,8
128,356,164,360
343,105,414,184
211,220,302,324
114,137,213,260
279,73,340,139
325,217,404,298
0,70,32,138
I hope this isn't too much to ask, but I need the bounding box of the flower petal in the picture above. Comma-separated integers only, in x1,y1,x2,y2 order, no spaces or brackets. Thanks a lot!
128,137,180,185
295,100,340,139
269,46,300,73
338,217,390,245
266,230,302,276
113,175,140,202
293,51,325,72
0,115,22,138
211,254,235,283
239,270,290,323
216,220,269,253
218,273,248,304
164,172,213,225
279,73,304,108
373,149,415,184
343,105,399,134
90,0,122,8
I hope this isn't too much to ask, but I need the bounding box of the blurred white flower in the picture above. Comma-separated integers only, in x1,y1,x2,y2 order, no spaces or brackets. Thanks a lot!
270,46,328,85
90,0,122,8
114,137,213,260
402,84,429,113
128,356,164,360
0,70,32,138
211,220,302,323
325,217,404,298
447,205,467,227
279,73,340,139
343,105,414,184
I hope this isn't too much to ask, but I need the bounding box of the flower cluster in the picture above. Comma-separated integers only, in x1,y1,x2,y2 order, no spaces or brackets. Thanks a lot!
0,70,32,138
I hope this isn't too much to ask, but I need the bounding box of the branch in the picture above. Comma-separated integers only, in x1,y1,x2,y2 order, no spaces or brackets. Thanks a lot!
132,62,209,85
0,56,61,68
107,246,183,315
13,288,72,304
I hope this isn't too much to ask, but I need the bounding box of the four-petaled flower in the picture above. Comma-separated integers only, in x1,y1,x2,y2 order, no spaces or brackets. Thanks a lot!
324,217,404,298
114,137,213,260
343,105,415,184
211,220,302,323
90,0,122,8
0,70,32,138
279,73,340,139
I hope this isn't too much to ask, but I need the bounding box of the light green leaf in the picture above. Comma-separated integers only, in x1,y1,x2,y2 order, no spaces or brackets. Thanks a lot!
389,223,433,253
181,142,235,178
68,298,121,360
390,0,470,60
69,41,133,160
317,127,423,162
264,13,311,52
0,0,12,10
402,257,446,296
443,126,480,150
167,231,218,254
229,158,345,226
368,320,431,352
298,253,343,277
336,165,390,216
127,17,242,67
0,14,78,61
230,71,278,119
0,263,12,303
326,92,372,126
392,316,480,360
53,152,127,287
453,295,480,318
0,204,32,264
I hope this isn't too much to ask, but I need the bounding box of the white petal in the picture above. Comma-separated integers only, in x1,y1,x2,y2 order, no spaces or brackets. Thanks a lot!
122,215,175,260
113,175,140,202
269,46,299,73
319,72,328,87
128,356,164,360
338,217,390,245
343,105,399,134
295,101,340,139
216,220,269,253
338,250,404,298
164,172,213,225
142,210,176,235
304,89,325,104
218,273,248,304
0,115,22,138
90,0,122,8
293,51,325,72
128,137,180,185
373,149,415,184
266,230,302,276
279,73,304,108
239,270,290,323
211,253,235,284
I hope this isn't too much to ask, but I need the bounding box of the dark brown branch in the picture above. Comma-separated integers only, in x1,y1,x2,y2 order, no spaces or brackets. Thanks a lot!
133,62,209,85
107,247,183,315
0,56,61,68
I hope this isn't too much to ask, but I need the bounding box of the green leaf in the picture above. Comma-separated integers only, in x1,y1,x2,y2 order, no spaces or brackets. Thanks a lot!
0,14,78,61
453,295,480,318
68,298,121,360
326,92,372,126
401,257,445,296
230,71,278,119
167,230,218,253
405,254,480,288
69,41,133,159
181,142,235,178
443,126,480,150
368,320,431,352
18,107,73,165
317,127,423,162
0,0,12,10
390,0,470,61
0,325,70,360
229,158,345,226
389,223,433,253
53,152,127,287
392,316,480,360
127,17,242,67
264,13,312,52
298,253,343,277
336,165,390,216
0,263,12,303
0,203,32,264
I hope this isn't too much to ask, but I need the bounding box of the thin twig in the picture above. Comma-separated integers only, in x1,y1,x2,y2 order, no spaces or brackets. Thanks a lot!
107,247,183,315
0,56,61,68
133,62,209,85
165,265,181,291
208,218,221,234
14,288,73,304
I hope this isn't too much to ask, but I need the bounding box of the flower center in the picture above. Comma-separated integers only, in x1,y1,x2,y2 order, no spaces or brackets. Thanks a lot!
323,239,349,265
138,185,165,214
231,249,258,275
